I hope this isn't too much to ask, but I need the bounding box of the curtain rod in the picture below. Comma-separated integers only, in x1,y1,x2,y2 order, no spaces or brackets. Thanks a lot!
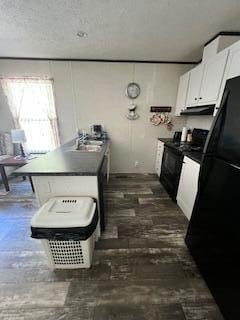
0,76,53,80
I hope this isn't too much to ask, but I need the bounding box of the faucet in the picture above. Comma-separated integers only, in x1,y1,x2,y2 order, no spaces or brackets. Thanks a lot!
75,132,88,149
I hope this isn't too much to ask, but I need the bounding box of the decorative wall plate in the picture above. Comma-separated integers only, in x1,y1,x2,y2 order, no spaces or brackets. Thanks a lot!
125,82,141,99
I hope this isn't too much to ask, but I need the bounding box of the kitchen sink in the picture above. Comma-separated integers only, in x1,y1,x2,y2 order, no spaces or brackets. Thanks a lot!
66,139,104,152
77,144,102,152
87,140,103,146
67,144,102,152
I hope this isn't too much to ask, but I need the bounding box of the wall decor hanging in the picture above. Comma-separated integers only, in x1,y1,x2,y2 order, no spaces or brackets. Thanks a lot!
150,106,172,113
126,103,139,120
150,106,173,130
150,112,173,130
125,82,141,120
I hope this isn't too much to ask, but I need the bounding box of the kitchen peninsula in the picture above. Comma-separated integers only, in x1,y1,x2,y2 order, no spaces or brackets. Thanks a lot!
14,139,110,231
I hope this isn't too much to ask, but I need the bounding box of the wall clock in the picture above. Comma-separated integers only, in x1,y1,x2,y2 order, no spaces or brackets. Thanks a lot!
125,82,141,99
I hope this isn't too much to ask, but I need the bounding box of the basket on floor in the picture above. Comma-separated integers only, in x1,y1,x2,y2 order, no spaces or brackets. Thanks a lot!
31,197,99,269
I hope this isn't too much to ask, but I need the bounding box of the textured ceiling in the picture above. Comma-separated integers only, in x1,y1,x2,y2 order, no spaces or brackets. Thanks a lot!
1,0,240,61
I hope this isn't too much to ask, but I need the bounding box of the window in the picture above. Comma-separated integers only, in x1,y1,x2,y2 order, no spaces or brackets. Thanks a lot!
0,78,60,153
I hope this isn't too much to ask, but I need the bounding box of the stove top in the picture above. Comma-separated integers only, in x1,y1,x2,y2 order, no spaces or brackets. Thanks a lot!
160,140,205,163
173,142,203,152
168,128,209,153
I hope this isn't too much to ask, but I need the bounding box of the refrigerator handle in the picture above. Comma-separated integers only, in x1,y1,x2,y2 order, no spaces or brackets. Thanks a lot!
218,158,240,171
228,162,240,170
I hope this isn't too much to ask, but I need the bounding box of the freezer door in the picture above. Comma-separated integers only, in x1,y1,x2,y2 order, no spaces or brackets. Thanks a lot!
204,76,240,166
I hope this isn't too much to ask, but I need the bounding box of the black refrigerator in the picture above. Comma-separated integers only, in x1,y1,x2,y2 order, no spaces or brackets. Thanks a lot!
185,75,240,320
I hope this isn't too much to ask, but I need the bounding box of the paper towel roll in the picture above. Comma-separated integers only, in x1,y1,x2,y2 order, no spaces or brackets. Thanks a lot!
181,127,187,142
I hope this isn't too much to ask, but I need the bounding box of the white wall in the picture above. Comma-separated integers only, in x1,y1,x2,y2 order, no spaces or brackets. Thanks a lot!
0,59,191,173
0,88,14,131
186,115,214,130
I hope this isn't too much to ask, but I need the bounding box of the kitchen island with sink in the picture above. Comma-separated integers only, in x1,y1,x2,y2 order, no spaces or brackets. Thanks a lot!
14,139,110,231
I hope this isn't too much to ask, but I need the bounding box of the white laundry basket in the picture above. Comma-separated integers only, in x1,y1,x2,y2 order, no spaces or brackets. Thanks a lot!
31,197,99,269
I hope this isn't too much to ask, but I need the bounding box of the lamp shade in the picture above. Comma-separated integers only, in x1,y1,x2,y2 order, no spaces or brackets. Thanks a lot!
11,129,26,143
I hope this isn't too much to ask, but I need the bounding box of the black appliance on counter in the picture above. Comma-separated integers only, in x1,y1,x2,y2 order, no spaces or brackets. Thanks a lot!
185,76,240,320
173,131,182,142
160,128,208,201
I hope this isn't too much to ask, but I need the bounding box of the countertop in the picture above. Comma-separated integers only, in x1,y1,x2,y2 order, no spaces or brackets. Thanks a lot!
14,139,109,176
158,138,173,144
158,138,203,164
183,151,203,164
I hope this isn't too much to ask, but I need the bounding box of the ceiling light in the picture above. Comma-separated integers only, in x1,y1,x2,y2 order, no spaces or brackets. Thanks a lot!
77,31,88,38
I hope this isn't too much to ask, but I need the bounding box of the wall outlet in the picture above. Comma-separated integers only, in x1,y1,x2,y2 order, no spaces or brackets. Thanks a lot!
135,161,139,168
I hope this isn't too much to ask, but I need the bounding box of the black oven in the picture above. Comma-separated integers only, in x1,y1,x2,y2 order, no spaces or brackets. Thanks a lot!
160,145,183,201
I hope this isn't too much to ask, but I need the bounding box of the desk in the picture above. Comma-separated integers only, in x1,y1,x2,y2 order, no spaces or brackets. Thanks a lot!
0,156,34,192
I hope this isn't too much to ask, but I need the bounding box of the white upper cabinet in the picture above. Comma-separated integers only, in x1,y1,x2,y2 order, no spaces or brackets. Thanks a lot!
199,49,228,105
175,36,240,116
214,41,240,115
186,63,204,106
186,51,228,107
176,40,231,112
175,71,190,116
225,42,240,80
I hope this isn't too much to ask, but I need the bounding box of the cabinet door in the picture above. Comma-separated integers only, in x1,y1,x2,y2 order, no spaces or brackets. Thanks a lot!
199,49,228,104
105,145,110,183
175,72,190,116
98,156,108,231
226,45,240,80
214,43,240,115
177,156,200,220
186,64,204,106
155,141,164,177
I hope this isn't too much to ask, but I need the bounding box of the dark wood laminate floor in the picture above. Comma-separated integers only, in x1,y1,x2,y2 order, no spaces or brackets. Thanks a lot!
0,174,223,320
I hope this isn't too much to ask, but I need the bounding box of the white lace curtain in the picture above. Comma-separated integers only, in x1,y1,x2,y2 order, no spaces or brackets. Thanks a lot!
0,78,60,153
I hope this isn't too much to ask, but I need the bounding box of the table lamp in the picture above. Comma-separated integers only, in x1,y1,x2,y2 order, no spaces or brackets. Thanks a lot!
11,129,27,159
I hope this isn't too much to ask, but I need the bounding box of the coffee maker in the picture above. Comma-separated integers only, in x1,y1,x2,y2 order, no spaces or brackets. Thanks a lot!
173,131,182,143
91,124,103,139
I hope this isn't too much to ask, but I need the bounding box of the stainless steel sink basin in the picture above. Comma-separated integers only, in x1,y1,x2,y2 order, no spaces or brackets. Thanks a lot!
67,139,103,152
87,140,103,146
68,144,102,152
77,144,102,152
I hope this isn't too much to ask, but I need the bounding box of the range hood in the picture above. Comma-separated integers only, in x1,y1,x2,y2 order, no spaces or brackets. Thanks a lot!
180,105,215,116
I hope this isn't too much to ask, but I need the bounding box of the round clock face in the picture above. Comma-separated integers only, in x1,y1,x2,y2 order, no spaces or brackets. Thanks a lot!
125,82,140,99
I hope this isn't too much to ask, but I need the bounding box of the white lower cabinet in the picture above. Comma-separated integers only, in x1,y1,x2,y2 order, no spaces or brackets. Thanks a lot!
155,140,164,177
177,156,200,220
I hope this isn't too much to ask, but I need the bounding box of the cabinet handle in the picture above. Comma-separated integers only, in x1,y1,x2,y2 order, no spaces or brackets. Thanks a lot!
194,97,197,100
199,97,202,100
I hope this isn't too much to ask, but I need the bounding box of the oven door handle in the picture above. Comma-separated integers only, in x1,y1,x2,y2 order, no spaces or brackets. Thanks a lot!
164,145,181,156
